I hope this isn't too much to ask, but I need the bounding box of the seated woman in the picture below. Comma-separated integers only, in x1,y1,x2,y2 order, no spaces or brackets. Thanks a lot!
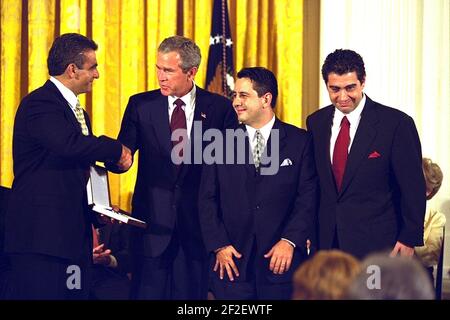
292,250,360,300
414,157,446,284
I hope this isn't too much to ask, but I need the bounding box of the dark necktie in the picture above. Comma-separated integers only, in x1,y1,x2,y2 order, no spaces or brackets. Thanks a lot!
170,99,187,163
332,116,350,191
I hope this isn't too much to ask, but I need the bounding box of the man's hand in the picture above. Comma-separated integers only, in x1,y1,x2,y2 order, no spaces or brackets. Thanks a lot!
214,245,242,281
390,241,414,257
117,144,132,171
264,240,294,274
93,243,112,265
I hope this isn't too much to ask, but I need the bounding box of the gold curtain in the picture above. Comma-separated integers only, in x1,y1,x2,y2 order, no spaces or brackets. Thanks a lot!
183,0,304,127
232,0,304,126
60,0,87,106
0,0,22,188
0,0,305,211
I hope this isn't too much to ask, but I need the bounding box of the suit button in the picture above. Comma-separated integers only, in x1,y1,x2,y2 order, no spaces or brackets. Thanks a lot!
255,205,260,210
175,184,180,189
172,204,177,210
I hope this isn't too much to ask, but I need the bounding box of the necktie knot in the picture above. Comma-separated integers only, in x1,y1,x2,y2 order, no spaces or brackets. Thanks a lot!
174,98,185,110
341,116,350,127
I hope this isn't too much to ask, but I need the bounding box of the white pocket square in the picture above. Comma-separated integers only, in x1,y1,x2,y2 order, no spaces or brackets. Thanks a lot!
280,158,293,167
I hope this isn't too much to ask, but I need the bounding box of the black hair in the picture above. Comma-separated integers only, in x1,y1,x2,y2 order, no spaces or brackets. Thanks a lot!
47,33,98,76
321,49,366,84
237,67,278,108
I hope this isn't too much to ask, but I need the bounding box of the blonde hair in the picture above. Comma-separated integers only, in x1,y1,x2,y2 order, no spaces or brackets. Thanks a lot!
293,250,361,300
422,157,443,200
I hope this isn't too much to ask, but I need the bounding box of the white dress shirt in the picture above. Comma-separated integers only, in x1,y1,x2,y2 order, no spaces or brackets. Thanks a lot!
329,94,366,163
49,76,80,116
168,83,196,140
49,77,90,135
245,115,276,154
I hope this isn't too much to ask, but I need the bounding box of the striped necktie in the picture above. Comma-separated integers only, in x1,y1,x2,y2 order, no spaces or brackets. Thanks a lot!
253,130,265,169
74,100,89,136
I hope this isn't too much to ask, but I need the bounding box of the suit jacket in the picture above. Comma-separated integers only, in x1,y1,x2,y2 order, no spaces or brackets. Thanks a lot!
306,96,426,259
109,86,237,258
90,224,131,300
199,119,318,284
97,223,132,275
5,80,122,261
0,187,10,271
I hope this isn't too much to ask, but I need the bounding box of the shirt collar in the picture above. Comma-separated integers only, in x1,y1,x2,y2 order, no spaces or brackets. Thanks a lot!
49,76,79,110
168,82,196,109
246,115,276,142
333,93,366,126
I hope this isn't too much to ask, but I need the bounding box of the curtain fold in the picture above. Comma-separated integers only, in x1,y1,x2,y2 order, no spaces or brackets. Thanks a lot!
28,0,55,92
233,0,303,126
0,0,22,187
182,0,212,86
60,0,87,35
60,0,87,106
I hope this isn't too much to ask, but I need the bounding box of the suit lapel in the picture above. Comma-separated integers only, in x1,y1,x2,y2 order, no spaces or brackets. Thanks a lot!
177,87,210,181
151,94,172,156
186,86,210,167
44,80,85,135
245,135,257,178
239,125,258,204
339,97,378,196
66,108,84,135
84,110,92,135
260,118,286,175
315,106,337,196
190,86,210,138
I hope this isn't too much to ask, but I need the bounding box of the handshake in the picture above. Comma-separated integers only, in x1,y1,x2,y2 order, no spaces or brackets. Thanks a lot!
117,144,133,171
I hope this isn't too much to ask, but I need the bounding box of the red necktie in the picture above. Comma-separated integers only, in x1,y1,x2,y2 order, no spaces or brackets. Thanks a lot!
332,116,350,191
170,99,187,163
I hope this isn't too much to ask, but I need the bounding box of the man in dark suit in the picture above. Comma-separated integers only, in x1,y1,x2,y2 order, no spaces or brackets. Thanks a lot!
306,49,426,259
108,36,237,299
198,67,318,300
90,223,132,300
4,33,132,299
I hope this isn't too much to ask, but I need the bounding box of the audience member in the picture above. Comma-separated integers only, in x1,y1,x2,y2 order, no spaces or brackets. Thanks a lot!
414,157,446,283
292,250,360,300
346,252,434,299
